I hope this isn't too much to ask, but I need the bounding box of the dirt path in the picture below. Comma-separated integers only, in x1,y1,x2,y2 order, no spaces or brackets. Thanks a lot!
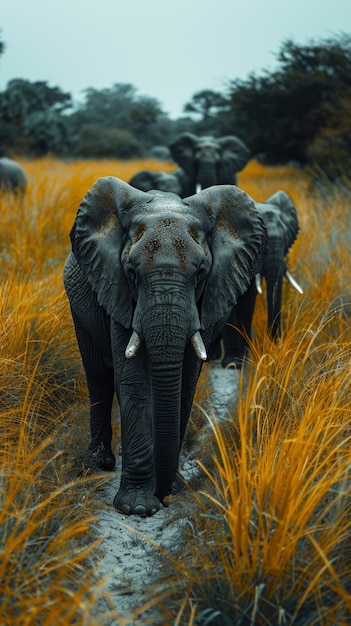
91,363,240,625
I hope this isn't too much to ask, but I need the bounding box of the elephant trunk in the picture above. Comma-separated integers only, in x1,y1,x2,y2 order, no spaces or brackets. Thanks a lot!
196,160,217,191
150,362,182,501
262,240,285,340
138,302,202,502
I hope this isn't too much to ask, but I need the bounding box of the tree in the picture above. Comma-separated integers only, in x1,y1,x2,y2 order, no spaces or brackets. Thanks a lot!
183,90,229,120
0,79,72,154
226,34,351,167
0,30,5,57
68,83,171,156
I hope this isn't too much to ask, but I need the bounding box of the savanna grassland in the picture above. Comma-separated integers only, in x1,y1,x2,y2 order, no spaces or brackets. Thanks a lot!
1,157,351,625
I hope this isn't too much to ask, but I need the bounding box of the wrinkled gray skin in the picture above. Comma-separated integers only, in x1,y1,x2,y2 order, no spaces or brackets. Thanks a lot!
217,190,300,368
168,133,251,197
63,177,267,516
128,169,182,195
0,157,26,195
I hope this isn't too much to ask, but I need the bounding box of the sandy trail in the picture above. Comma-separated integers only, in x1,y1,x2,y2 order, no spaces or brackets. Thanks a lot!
91,362,239,625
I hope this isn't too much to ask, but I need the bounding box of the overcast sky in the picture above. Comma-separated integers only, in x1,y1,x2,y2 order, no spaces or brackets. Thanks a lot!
1,0,350,119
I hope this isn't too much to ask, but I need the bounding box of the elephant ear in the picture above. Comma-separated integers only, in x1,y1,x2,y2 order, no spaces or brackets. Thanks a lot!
169,132,197,169
218,136,251,178
70,176,151,328
264,190,299,252
184,185,267,329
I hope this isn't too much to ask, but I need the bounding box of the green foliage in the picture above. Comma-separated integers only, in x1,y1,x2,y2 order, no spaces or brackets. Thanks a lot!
68,83,172,155
0,34,350,176
0,29,5,57
75,124,143,158
226,33,351,173
0,79,72,155
184,89,229,118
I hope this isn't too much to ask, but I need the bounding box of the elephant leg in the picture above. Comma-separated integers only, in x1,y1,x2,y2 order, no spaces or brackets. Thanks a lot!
221,280,257,368
110,321,160,516
64,256,116,470
71,312,116,470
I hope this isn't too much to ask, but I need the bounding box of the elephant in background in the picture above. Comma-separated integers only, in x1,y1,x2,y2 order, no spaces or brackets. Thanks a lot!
128,169,182,195
0,157,26,195
168,133,251,197
63,178,267,516
149,145,173,161
213,190,302,368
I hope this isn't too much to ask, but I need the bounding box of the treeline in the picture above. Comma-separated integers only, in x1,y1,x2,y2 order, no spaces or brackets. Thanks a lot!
0,33,351,179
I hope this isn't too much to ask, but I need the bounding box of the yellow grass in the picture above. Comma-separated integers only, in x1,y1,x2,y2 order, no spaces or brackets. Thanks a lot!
157,164,351,623
1,156,351,624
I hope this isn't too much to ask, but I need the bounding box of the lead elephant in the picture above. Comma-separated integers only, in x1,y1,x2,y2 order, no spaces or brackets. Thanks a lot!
168,133,251,197
128,169,182,195
217,190,302,368
0,157,26,194
63,178,267,516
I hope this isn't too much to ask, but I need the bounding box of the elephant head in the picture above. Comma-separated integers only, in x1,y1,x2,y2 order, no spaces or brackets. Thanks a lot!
0,157,26,195
255,190,302,339
169,133,251,197
66,177,267,514
128,169,182,195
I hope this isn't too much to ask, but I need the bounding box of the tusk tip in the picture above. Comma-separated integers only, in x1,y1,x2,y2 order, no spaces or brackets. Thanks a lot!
125,331,141,358
285,270,303,294
191,331,207,360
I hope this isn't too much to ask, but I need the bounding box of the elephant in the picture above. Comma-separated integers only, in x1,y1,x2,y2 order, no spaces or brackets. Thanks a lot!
63,177,267,516
0,157,26,195
128,169,182,195
213,190,302,368
149,145,172,161
168,133,251,197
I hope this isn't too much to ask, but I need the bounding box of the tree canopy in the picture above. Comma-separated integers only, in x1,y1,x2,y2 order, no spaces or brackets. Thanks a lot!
225,33,351,174
0,32,350,178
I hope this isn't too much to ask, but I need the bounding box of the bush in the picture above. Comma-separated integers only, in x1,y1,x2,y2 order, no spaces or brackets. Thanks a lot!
68,124,143,159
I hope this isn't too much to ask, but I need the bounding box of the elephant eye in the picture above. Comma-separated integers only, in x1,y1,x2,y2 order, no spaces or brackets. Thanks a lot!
127,267,137,288
196,265,207,287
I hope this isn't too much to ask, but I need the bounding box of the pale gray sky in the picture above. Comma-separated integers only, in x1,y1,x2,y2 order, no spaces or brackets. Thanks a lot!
1,0,350,119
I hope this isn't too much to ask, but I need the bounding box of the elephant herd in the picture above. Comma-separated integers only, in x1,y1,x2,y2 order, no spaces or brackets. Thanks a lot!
63,132,303,516
1,138,303,516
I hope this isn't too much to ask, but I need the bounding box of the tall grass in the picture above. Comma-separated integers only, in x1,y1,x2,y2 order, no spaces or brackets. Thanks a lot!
0,158,169,624
152,165,351,623
165,312,351,624
1,157,351,624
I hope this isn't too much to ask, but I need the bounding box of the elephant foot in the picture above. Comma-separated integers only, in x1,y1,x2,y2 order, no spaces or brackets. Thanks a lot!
113,483,161,517
87,441,116,471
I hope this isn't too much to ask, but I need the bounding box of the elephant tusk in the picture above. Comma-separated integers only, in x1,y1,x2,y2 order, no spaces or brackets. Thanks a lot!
286,271,303,294
255,273,263,294
196,183,202,194
125,331,141,358
191,331,207,360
